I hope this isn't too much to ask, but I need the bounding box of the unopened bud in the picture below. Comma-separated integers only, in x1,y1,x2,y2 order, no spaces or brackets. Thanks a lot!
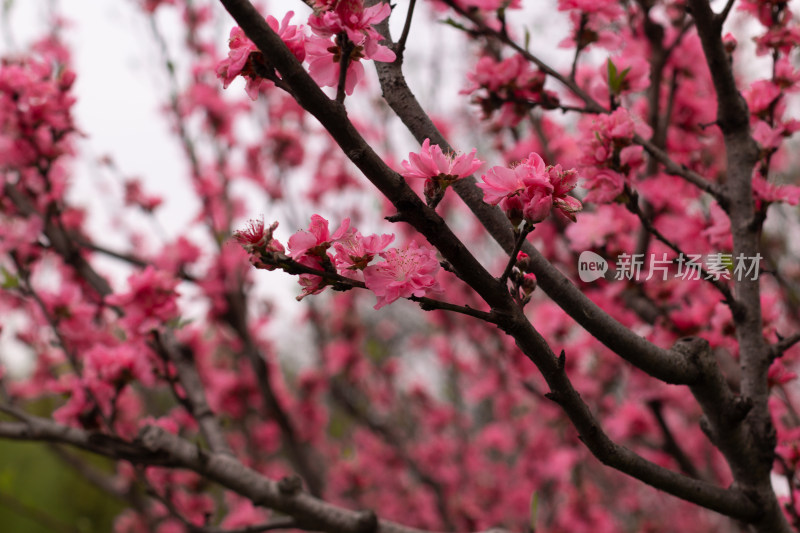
521,272,537,295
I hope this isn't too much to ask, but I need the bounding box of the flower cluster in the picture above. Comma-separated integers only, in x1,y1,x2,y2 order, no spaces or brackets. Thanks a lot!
0,37,76,210
216,13,306,100
462,54,556,126
233,218,286,270
235,216,440,309
400,139,484,206
579,107,645,204
363,242,441,309
306,1,395,95
106,266,181,335
216,2,394,99
478,152,582,224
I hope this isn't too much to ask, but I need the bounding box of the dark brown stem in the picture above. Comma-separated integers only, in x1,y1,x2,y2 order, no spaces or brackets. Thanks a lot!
396,0,416,63
499,222,532,287
647,400,703,479
336,33,353,104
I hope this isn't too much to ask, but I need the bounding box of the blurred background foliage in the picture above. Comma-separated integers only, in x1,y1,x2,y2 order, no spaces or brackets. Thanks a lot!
0,439,124,532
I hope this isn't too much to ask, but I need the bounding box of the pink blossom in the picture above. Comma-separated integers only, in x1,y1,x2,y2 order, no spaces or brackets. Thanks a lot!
596,107,636,140
216,27,259,90
753,120,784,151
288,215,352,259
308,1,395,63
401,139,483,181
745,80,782,117
583,168,626,204
306,35,366,95
754,26,800,56
124,178,163,212
478,152,580,224
479,153,549,205
333,231,395,273
752,175,800,207
305,1,394,95
234,218,284,254
774,56,800,90
216,13,306,100
548,165,583,221
106,266,180,334
558,0,622,18
288,215,353,300
363,242,441,309
84,343,155,387
702,203,733,250
738,0,789,28
462,54,554,125
234,218,286,270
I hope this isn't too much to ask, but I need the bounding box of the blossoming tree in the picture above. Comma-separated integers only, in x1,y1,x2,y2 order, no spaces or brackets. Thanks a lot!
2,0,800,532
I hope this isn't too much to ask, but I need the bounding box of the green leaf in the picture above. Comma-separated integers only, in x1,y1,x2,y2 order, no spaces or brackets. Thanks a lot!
529,491,539,531
524,27,531,51
607,58,631,95
441,17,470,32
607,58,618,81
0,267,19,290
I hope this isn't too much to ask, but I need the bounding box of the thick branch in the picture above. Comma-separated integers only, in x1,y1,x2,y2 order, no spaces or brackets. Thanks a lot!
138,425,505,533
687,2,786,531
371,17,700,386
215,0,764,521
153,332,233,455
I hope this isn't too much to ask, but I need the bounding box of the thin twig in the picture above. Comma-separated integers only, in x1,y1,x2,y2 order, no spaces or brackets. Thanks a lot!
396,0,417,62
772,332,800,360
256,250,497,322
499,222,532,286
647,400,704,480
717,0,737,26
336,34,353,104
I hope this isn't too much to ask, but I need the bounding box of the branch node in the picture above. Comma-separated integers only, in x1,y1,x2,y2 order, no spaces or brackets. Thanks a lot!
384,213,408,223
699,416,716,443
543,391,561,404
278,475,303,496
730,395,754,422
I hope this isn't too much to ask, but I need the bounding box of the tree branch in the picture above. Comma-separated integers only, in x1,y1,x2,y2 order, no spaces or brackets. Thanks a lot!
687,11,778,531
215,0,765,521
152,332,233,456
370,13,701,386
138,425,510,533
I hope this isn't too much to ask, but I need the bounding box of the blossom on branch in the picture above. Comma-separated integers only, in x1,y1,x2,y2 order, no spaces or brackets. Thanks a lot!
216,13,306,100
401,138,483,206
363,242,442,309
234,218,285,270
401,139,483,182
478,152,581,224
333,231,395,275
288,215,352,260
306,0,394,95
106,266,180,335
308,0,395,63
